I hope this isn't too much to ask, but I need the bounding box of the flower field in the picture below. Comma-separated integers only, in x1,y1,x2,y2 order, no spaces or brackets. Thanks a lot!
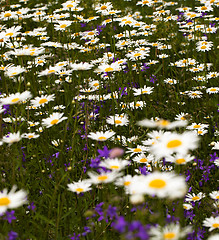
0,0,219,239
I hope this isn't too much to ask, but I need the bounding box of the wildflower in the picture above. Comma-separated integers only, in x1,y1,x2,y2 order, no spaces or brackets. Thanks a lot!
203,216,219,231
126,145,149,157
137,118,187,129
67,180,92,194
87,130,115,141
133,86,154,96
149,223,192,240
185,192,206,202
150,131,199,159
132,153,154,164
87,170,122,184
30,94,55,107
4,65,26,78
206,87,219,94
128,171,187,198
208,234,219,240
21,133,40,139
0,186,27,215
106,114,129,126
42,112,68,128
209,191,219,200
99,158,129,171
2,132,22,145
165,153,195,165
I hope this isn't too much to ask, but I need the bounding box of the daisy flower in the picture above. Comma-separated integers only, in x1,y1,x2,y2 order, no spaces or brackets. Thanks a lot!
149,223,192,240
208,234,219,240
185,192,206,202
4,65,26,77
150,131,199,159
126,145,149,157
30,94,55,107
183,203,193,210
206,87,219,94
186,123,209,130
133,86,154,96
21,133,40,139
106,114,129,126
87,170,122,185
0,186,28,215
87,130,115,141
203,216,219,231
42,112,68,128
2,132,22,145
209,191,219,200
99,158,129,171
70,62,94,71
212,142,219,150
165,153,195,165
95,62,121,73
128,171,187,198
132,153,154,164
137,118,187,129
67,180,92,194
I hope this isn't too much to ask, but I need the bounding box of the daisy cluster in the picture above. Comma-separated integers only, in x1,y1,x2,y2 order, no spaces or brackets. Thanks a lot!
0,0,218,239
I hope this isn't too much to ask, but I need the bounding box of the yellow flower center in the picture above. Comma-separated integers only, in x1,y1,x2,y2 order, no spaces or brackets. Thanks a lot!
105,67,113,72
48,70,55,73
133,148,142,152
12,72,18,75
110,166,119,169
158,120,170,126
167,140,182,148
190,14,196,18
101,6,107,10
36,12,42,15
210,88,216,91
140,158,147,163
125,21,132,24
50,119,59,125
149,179,166,189
163,232,176,239
0,197,11,206
28,135,34,138
201,6,207,10
93,83,99,87
134,53,142,57
60,24,67,28
76,188,84,192
4,13,12,17
88,32,94,35
176,158,186,164
67,4,74,8
98,136,107,140
11,98,20,103
142,90,148,94
212,223,219,228
201,46,207,49
38,60,44,63
98,175,108,181
216,196,219,199
5,32,13,36
192,196,200,201
193,124,201,128
124,181,131,186
143,0,149,3
115,120,122,124
39,98,48,104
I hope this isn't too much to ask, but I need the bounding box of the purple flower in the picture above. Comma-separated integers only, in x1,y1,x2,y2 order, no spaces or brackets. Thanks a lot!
27,202,36,212
3,210,16,224
97,146,110,158
111,216,127,233
7,231,18,240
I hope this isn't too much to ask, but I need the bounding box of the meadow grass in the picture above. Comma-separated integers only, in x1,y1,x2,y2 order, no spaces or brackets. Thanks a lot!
0,0,218,239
